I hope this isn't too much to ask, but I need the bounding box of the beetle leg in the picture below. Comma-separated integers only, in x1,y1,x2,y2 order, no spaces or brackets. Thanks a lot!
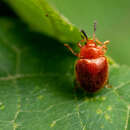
77,38,86,48
64,44,79,57
104,40,110,45
102,41,109,53
105,79,112,88
101,45,107,53
96,39,110,46
77,42,82,48
80,39,86,42
102,45,107,49
96,39,103,45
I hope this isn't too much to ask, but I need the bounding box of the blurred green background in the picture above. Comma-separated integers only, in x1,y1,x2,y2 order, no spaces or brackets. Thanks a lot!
48,0,130,66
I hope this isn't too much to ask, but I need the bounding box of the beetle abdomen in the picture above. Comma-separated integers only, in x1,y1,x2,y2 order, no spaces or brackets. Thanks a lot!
76,57,108,92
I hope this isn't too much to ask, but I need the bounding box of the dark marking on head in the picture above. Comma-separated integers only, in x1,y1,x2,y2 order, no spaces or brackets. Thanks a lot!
81,30,88,41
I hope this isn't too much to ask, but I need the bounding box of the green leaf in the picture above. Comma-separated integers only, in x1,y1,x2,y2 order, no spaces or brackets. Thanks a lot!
5,0,81,43
0,18,129,130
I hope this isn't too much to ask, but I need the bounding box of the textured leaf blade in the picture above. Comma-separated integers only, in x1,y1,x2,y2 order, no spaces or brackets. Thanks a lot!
0,18,129,130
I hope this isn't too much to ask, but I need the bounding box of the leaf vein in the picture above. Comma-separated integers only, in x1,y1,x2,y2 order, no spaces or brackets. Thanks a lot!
125,105,130,130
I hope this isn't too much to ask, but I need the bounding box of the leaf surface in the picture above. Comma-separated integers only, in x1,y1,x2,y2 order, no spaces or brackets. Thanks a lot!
0,18,129,130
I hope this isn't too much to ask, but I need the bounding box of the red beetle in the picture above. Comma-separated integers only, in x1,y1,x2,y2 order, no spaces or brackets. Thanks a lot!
64,22,110,93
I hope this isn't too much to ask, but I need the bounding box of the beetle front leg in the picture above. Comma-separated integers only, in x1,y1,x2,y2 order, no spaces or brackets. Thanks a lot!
64,44,79,57
77,37,87,48
77,39,86,48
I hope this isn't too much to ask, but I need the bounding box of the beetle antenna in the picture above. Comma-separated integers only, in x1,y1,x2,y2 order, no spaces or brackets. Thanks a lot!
81,30,88,41
93,21,97,41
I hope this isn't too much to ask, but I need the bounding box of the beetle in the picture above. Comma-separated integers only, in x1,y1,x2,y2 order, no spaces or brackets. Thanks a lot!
64,22,110,93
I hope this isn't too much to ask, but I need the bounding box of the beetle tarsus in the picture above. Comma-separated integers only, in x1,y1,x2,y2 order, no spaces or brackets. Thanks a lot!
104,40,110,45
